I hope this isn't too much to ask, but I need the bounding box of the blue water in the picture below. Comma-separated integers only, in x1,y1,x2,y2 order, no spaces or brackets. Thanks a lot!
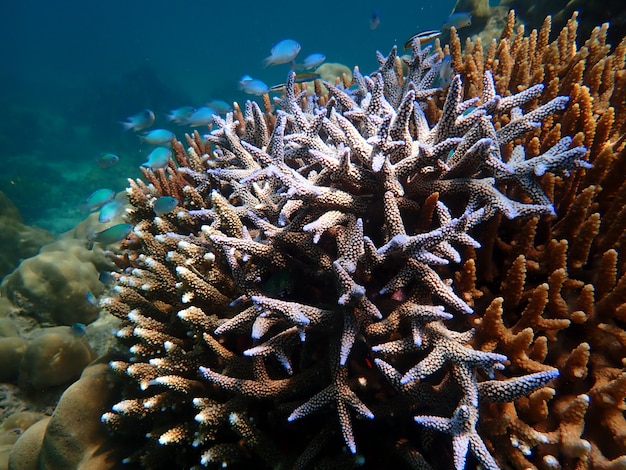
0,0,461,233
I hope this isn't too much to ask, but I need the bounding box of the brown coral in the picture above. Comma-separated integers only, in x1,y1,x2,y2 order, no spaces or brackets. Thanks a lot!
448,11,626,468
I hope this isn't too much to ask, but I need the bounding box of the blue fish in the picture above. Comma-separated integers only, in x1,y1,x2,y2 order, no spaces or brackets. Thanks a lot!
462,106,477,117
153,196,179,216
98,200,123,223
80,188,115,212
263,39,301,67
206,100,232,114
142,147,172,170
370,9,381,30
433,54,454,88
167,106,196,125
140,129,176,146
96,153,119,168
99,271,115,285
186,106,217,127
71,323,87,337
88,223,133,245
85,291,98,307
239,75,269,95
120,109,155,132
443,12,472,30
298,53,326,70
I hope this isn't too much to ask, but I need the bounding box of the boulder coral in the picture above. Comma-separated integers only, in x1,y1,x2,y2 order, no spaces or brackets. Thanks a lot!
17,326,95,391
0,237,110,326
0,191,54,280
7,362,131,470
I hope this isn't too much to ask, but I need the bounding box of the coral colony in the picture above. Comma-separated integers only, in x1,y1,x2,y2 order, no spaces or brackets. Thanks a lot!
102,26,596,469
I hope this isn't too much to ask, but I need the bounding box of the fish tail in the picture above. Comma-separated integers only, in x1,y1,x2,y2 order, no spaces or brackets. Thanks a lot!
119,121,135,131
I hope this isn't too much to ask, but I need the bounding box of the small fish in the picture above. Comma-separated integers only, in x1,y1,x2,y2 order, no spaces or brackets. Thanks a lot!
85,291,98,306
433,54,454,88
80,188,115,212
99,271,115,285
269,72,321,92
88,223,133,245
120,109,155,132
98,199,123,223
153,196,179,216
70,323,87,337
462,106,477,117
139,129,176,146
443,12,472,30
167,106,196,125
264,270,293,297
403,29,442,50
206,100,232,114
298,53,326,70
370,9,381,30
263,39,301,67
186,106,217,127
142,147,172,170
96,153,120,168
239,75,269,95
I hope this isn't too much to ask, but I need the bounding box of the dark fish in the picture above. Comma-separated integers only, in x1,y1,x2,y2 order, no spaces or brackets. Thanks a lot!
403,30,442,50
96,153,120,168
269,73,321,92
99,271,115,285
263,270,293,297
87,223,133,245
370,9,380,30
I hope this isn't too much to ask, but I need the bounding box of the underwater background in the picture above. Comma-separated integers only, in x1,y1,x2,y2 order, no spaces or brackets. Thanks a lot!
0,0,467,234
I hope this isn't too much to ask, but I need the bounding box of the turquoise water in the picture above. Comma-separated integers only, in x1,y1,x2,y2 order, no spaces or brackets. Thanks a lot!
0,0,457,233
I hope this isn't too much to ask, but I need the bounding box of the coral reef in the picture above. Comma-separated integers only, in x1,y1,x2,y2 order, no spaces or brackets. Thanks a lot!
0,205,128,470
4,10,621,470
77,10,626,469
443,12,626,468
0,191,54,279
498,0,626,50
0,227,113,326
7,361,130,470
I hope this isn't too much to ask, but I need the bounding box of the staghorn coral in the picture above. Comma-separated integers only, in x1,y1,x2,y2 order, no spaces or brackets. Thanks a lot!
95,14,625,470
446,11,626,469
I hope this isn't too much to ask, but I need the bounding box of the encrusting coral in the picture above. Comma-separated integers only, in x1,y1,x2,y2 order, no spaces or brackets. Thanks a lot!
88,11,626,470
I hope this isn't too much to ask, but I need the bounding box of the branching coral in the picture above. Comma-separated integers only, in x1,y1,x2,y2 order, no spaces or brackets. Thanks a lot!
447,11,626,469
100,12,625,470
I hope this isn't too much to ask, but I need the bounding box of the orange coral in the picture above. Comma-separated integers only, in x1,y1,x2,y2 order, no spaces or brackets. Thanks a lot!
450,11,626,468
